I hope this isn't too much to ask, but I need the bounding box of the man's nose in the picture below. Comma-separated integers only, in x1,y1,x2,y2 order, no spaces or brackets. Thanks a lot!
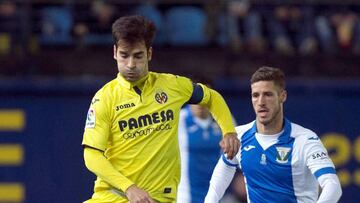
127,57,136,68
258,95,265,105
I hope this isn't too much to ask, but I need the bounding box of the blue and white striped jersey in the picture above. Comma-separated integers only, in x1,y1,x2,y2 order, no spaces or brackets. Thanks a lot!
223,119,336,203
178,106,222,203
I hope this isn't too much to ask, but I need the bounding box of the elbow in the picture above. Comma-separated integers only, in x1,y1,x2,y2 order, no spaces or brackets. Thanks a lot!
83,148,93,171
83,147,100,173
318,173,343,202
334,175,343,200
84,153,92,171
337,182,342,200
333,176,343,201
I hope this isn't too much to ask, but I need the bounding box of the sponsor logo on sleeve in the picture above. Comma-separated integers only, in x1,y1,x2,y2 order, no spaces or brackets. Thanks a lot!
85,108,96,128
311,151,328,160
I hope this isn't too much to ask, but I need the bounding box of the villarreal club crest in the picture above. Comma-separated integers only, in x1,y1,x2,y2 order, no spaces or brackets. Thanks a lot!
155,90,168,104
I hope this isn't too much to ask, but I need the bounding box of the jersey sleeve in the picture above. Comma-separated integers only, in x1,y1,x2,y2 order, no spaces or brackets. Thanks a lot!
221,133,241,169
317,174,342,202
178,108,189,150
305,135,336,179
174,75,195,102
205,158,237,203
221,152,240,168
175,75,235,135
198,84,236,135
177,108,191,203
82,89,111,151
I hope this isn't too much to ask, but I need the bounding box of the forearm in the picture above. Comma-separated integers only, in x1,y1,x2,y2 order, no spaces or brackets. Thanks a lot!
199,85,236,135
317,174,342,203
84,147,134,193
205,159,236,203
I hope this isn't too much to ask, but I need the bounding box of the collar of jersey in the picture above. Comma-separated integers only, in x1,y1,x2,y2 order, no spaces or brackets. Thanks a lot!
117,73,149,90
250,118,292,144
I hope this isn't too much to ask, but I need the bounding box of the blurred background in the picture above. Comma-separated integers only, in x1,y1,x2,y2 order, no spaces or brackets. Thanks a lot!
0,0,359,202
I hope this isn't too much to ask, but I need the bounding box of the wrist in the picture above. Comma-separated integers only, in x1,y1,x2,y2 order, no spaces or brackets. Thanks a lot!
124,184,136,196
224,132,237,137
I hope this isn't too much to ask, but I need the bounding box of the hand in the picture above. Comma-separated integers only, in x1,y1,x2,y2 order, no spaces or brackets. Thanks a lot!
219,133,240,160
125,185,156,203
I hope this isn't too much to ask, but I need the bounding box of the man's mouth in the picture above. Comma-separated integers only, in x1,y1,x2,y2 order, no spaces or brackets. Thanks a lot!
258,108,268,113
257,109,269,117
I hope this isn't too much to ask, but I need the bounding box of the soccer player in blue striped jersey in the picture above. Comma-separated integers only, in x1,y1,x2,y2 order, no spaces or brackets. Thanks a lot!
177,104,223,203
82,15,240,203
205,67,342,203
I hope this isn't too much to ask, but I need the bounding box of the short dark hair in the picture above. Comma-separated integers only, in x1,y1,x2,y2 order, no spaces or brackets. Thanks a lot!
250,66,286,89
112,15,156,49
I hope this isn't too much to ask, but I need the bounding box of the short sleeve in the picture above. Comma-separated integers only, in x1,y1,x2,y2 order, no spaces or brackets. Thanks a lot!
82,89,111,151
305,136,336,178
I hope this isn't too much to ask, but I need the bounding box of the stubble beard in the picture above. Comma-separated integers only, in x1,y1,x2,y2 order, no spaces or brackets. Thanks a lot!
258,104,282,127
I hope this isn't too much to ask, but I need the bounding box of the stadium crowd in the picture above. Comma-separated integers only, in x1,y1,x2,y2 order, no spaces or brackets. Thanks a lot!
1,0,360,77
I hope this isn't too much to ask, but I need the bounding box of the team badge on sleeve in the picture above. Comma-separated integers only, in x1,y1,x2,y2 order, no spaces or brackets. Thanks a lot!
85,108,96,128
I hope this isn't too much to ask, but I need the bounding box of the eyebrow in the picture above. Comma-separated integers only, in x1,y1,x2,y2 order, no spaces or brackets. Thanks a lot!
119,51,144,55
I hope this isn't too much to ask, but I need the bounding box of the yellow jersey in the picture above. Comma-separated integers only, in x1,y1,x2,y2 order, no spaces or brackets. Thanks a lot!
83,72,203,202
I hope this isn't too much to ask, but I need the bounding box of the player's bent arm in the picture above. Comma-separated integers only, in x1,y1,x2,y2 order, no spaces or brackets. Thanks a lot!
205,158,236,203
303,135,342,202
317,174,342,203
197,84,239,158
198,84,236,135
83,146,134,193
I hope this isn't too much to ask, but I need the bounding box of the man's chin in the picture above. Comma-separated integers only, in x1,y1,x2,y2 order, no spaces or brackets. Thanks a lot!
125,76,139,82
258,117,270,125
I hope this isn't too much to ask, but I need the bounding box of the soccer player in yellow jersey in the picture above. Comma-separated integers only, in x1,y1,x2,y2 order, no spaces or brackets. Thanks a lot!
82,15,239,203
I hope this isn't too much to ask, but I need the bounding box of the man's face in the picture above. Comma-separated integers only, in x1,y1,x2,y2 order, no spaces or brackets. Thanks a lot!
251,81,286,126
113,40,152,82
190,104,211,119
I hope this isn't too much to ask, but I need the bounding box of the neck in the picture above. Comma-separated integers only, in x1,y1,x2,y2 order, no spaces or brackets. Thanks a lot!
196,114,211,120
132,74,149,89
256,114,284,135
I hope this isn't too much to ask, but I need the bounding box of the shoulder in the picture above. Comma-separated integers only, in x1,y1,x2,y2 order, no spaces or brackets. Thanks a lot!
290,122,319,142
155,72,191,83
235,121,255,139
150,72,180,80
95,78,118,97
90,78,118,107
180,107,190,118
151,72,193,91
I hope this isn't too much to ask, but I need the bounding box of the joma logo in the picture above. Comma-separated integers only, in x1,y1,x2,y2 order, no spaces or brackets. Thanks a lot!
116,103,135,111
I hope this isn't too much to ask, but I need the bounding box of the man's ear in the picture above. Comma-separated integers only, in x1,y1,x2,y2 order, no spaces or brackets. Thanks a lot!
148,47,152,61
113,45,117,60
